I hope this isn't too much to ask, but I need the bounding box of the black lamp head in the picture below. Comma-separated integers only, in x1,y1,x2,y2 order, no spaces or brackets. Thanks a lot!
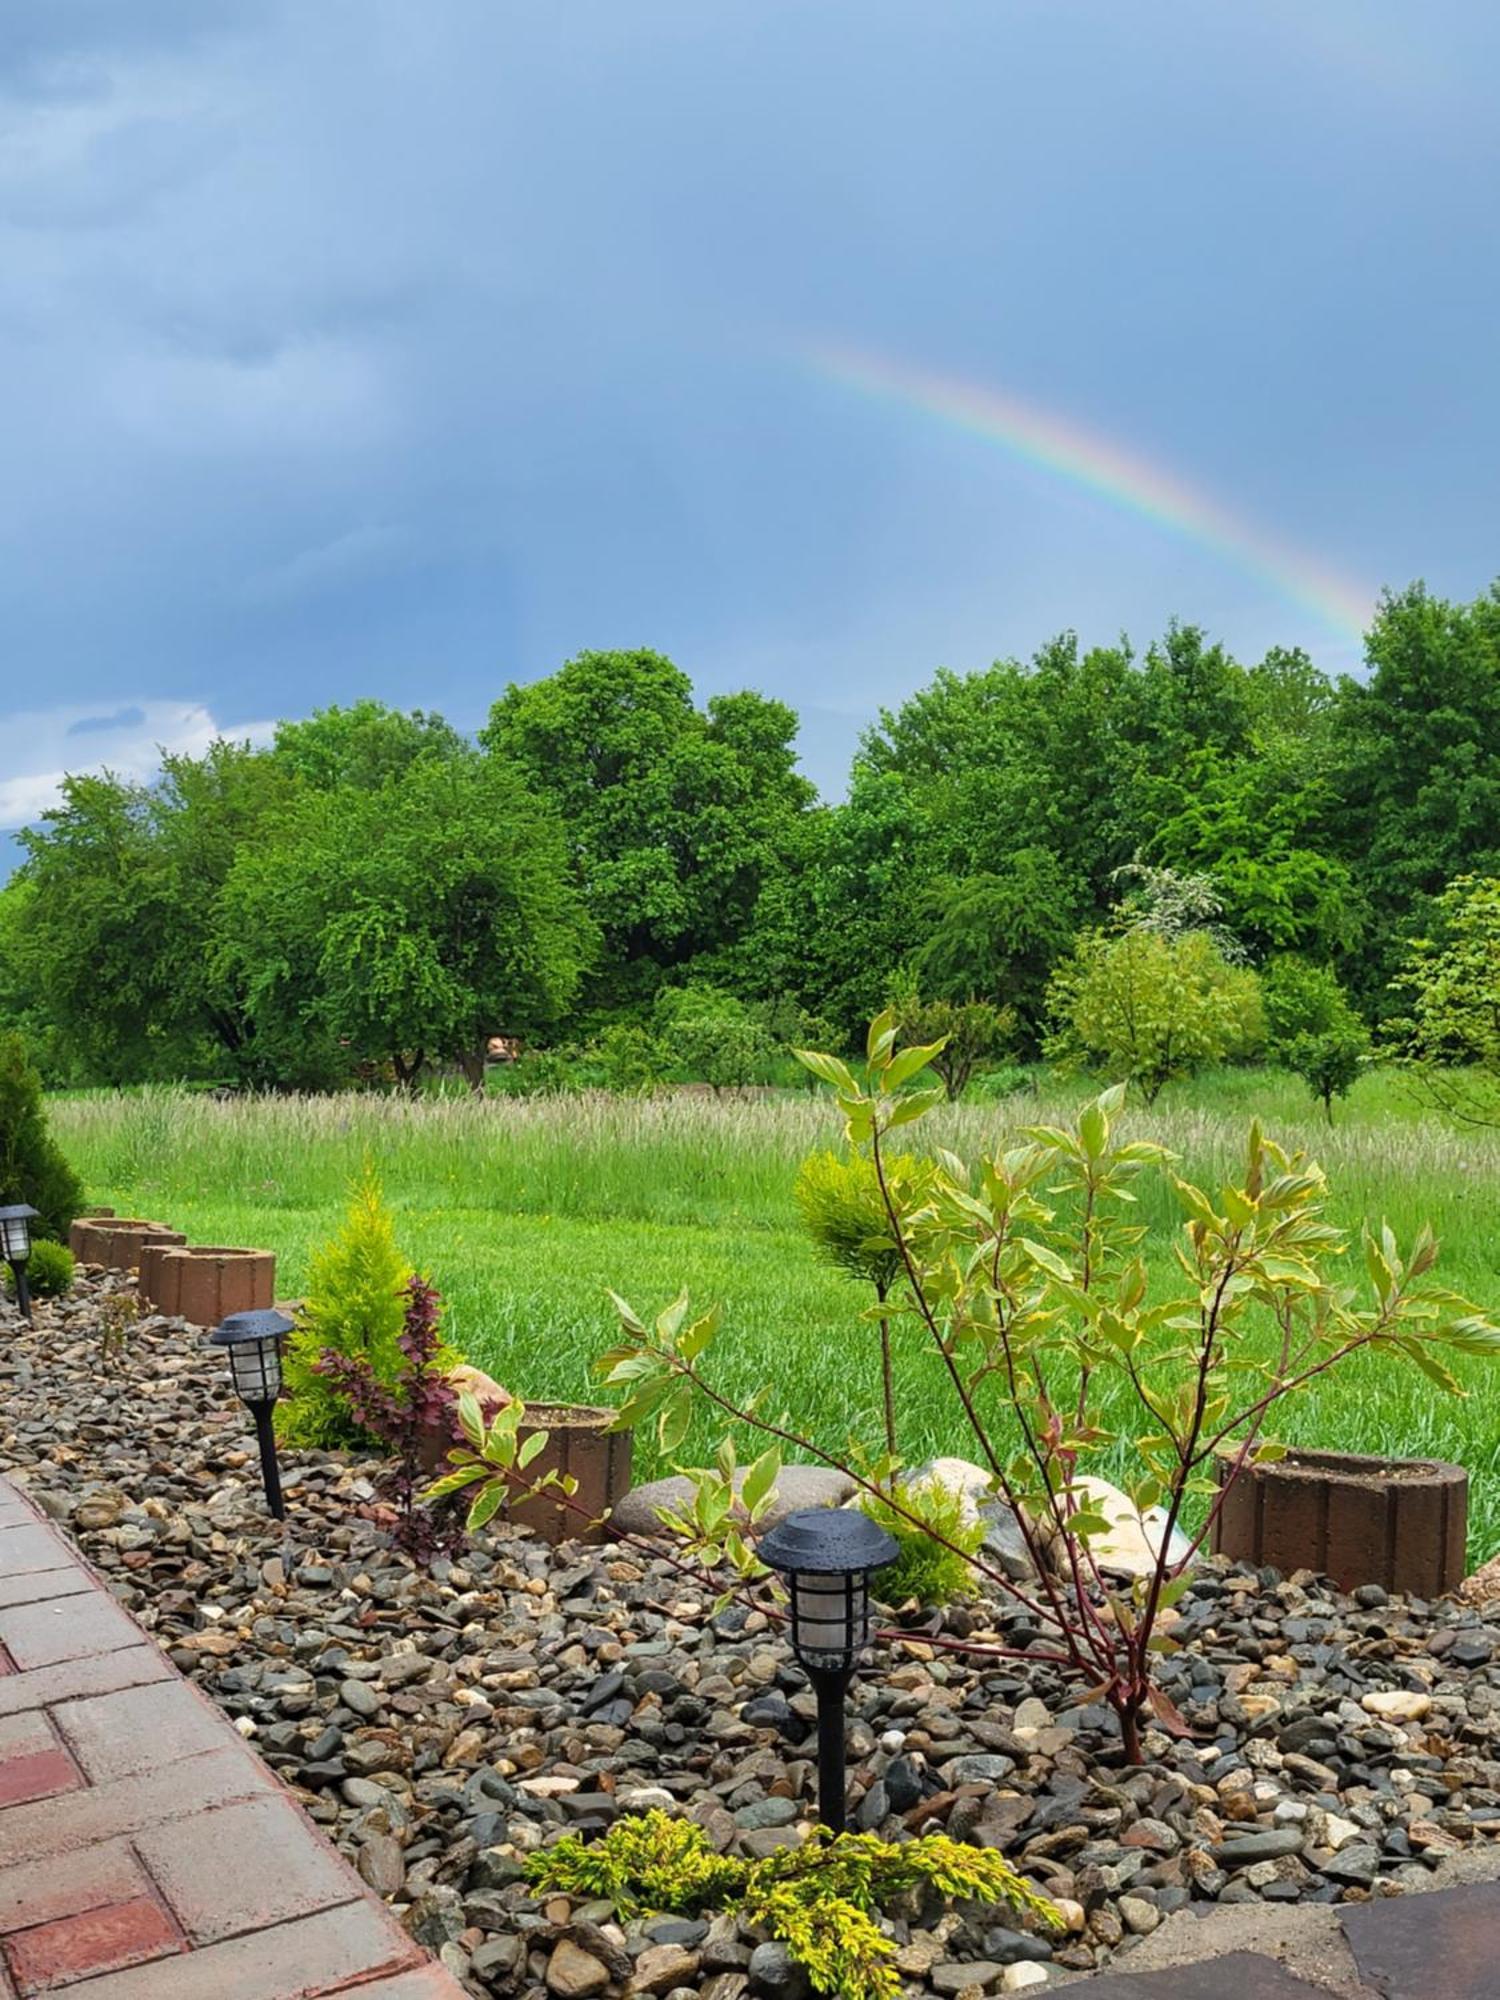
210,1307,294,1405
759,1507,899,1676
0,1205,39,1265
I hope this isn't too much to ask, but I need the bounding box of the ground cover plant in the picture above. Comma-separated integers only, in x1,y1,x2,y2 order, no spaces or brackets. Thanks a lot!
45,1065,1500,1557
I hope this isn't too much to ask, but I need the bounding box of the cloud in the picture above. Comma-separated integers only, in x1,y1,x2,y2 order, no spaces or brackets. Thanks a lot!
0,699,276,830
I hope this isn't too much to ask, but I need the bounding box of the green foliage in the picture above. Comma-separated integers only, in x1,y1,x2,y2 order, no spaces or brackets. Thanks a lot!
888,979,1014,1099
424,1390,567,1535
218,752,597,1090
1390,874,1500,1123
1,1237,73,1300
651,985,777,1091
481,650,813,1009
911,854,1078,1054
794,1151,912,1296
1263,957,1370,1121
0,1032,84,1239
605,1016,1500,1757
859,1476,983,1607
278,1166,412,1449
271,701,466,792
527,1813,1059,2000
1046,925,1264,1102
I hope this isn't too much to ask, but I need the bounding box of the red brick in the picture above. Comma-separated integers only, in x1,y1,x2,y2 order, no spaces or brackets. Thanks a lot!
52,1680,226,1785
36,1899,417,2000
0,1527,74,1581
0,1572,91,1614
0,1595,141,1672
0,1843,148,1936
0,1713,58,1762
0,1645,171,1719
5,1895,184,1994
0,1652,12,1682
0,1746,273,1868
0,1750,82,1810
136,1794,358,1944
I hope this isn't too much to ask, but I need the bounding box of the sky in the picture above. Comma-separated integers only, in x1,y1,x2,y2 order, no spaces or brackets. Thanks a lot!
2,0,1498,869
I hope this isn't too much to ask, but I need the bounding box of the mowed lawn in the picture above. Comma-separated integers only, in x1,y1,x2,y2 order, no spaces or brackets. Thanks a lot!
49,1068,1500,1560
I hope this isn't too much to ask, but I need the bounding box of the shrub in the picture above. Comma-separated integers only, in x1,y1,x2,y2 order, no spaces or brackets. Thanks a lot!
315,1274,459,1560
1263,956,1370,1121
0,1032,84,1240
860,1475,983,1607
602,1013,1500,1761
1,1237,73,1300
653,985,776,1091
277,1164,412,1449
1390,874,1500,1124
528,1812,1059,2000
888,977,1014,1099
1046,925,1263,1101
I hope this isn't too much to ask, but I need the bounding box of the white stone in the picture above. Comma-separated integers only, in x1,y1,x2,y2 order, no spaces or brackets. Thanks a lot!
1118,1897,1160,1936
1034,1475,1194,1579
1012,1698,1053,1732
1001,1967,1050,1992
1321,1813,1363,1850
1361,1689,1432,1721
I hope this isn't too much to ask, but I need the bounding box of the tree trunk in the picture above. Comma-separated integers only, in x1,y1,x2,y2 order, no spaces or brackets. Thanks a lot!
458,1048,486,1094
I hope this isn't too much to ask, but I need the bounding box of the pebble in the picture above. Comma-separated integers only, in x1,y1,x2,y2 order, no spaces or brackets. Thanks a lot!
13,1271,1500,2000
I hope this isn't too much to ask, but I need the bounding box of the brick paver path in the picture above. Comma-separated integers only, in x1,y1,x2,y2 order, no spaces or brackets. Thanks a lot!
0,1477,465,1999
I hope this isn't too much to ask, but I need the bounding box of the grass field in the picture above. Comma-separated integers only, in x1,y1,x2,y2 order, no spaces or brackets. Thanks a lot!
48,1067,1500,1559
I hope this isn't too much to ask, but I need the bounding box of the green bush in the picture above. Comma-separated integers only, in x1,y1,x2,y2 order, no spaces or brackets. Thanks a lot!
0,1032,84,1240
860,1475,984,1608
528,1811,1059,2000
1,1237,74,1300
277,1164,412,1449
1263,956,1370,1121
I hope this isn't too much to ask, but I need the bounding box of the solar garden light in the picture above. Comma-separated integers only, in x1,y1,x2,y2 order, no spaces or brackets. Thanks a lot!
758,1507,899,1835
210,1307,294,1521
0,1205,39,1326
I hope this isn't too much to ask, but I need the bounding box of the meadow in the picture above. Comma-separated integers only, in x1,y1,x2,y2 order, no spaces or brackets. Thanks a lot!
49,1068,1500,1558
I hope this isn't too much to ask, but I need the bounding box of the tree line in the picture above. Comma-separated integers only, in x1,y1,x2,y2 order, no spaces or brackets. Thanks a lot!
3,577,1499,1097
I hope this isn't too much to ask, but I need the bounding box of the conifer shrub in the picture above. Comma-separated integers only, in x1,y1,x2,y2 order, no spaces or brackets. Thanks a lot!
277,1164,412,1449
529,1811,1059,2000
0,1032,83,1240
859,1476,983,1608
1,1237,74,1300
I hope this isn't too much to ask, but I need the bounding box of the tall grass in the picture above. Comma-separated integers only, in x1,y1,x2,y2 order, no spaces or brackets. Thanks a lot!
49,1067,1500,1558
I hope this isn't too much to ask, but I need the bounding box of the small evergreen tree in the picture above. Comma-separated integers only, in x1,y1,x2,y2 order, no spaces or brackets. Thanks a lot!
277,1164,412,1449
1263,956,1370,1122
0,1032,83,1240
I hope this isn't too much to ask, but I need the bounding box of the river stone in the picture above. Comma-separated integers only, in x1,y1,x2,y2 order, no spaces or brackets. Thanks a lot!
612,1464,856,1538
547,1940,613,1998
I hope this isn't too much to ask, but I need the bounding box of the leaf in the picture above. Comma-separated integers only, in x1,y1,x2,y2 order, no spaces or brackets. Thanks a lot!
795,1049,859,1096
1018,1237,1075,1283
456,1390,486,1450
740,1444,781,1516
885,1085,945,1127
883,1041,948,1092
607,1291,648,1338
867,1009,899,1066
1147,1686,1195,1737
467,1483,508,1532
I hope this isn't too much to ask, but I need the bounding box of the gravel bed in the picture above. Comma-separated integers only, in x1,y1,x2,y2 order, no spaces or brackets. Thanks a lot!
5,1272,1500,1996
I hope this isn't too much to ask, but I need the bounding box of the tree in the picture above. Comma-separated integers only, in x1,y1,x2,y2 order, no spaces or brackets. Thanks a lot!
481,651,813,1007
272,701,466,791
1262,957,1370,1121
220,754,597,1090
1046,927,1263,1102
1330,583,1500,1008
11,744,293,1082
888,979,1014,1099
0,1031,83,1241
652,985,776,1092
1390,874,1500,1123
911,853,1077,1054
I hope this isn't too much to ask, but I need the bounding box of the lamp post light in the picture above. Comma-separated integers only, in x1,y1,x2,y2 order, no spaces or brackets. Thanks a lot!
209,1308,294,1521
0,1205,39,1325
759,1507,899,1835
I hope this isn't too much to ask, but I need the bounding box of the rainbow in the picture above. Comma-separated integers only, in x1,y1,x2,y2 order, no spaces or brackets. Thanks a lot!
805,341,1374,646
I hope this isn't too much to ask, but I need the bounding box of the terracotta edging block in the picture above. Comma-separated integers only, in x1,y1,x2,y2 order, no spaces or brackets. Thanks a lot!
151,1248,276,1325
66,1211,115,1260
1213,1446,1468,1596
73,1221,180,1272
507,1403,632,1547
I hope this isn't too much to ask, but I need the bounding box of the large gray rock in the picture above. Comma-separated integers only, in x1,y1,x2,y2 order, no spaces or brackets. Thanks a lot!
611,1464,856,1539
